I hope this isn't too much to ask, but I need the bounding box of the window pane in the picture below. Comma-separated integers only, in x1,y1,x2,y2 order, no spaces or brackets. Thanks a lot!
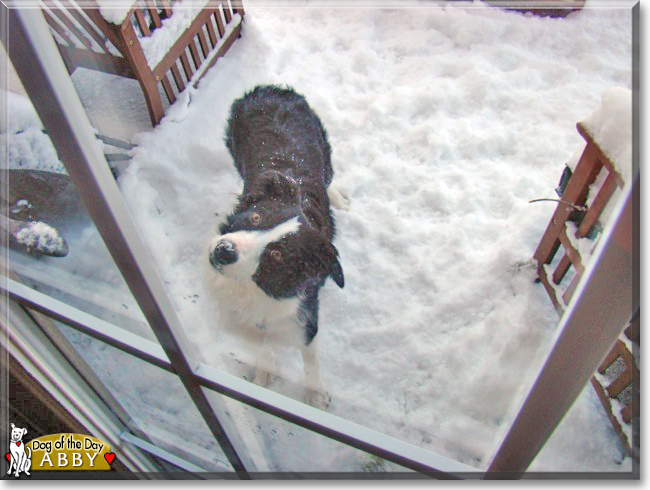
3,86,155,342
203,389,415,475
49,319,232,473
30,2,635,474
529,382,630,472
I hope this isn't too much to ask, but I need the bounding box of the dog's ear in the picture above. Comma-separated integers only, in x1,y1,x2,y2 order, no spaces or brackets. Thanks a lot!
21,428,27,436
330,258,344,288
11,423,15,429
329,245,344,288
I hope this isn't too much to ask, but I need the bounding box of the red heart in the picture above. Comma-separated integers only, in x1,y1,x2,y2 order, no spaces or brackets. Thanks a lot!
5,453,9,462
16,442,21,447
104,453,115,465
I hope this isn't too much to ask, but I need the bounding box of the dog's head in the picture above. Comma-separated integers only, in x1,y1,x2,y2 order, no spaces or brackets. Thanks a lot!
220,172,304,233
209,213,344,298
10,424,27,443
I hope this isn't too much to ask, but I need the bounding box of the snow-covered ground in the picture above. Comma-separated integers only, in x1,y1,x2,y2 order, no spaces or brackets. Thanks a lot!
4,0,635,475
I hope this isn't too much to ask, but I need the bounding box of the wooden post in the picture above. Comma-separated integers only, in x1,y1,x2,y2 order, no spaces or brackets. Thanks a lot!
118,13,165,125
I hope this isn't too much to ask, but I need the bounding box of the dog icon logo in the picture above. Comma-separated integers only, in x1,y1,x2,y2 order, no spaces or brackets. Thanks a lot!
6,423,32,478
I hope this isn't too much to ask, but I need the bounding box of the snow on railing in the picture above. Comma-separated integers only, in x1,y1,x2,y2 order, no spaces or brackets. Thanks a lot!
533,87,630,312
136,0,210,69
96,0,137,25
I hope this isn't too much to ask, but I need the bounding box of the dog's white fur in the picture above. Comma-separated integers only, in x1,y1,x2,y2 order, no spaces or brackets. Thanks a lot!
7,423,31,478
208,218,330,408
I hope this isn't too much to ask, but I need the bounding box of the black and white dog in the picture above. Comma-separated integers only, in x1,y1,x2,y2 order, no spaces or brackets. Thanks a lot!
208,86,344,408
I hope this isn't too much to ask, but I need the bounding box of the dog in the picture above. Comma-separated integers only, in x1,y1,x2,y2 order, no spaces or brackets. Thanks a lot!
208,85,344,409
7,423,31,477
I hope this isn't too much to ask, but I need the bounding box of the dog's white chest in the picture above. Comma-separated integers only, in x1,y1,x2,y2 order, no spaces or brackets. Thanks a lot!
211,273,302,341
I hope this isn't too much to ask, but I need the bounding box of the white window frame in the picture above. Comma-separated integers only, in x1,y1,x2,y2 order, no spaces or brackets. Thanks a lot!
1,3,639,479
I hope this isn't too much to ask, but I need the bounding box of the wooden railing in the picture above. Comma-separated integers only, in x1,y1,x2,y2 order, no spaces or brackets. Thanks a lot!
534,122,624,313
533,121,638,461
42,0,244,125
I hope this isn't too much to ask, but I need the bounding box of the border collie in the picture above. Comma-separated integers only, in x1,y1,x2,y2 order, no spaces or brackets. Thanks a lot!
208,86,344,408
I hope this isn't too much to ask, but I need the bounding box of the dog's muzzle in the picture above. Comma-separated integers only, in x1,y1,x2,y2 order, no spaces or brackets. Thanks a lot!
210,239,238,269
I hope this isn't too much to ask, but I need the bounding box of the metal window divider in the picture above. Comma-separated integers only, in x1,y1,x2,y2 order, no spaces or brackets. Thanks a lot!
3,5,254,477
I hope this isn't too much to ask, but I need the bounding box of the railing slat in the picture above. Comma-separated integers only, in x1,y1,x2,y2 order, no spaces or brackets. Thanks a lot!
196,26,210,58
134,9,151,37
576,170,622,238
214,10,225,37
206,15,218,46
146,0,162,29
170,63,185,93
160,72,176,104
179,51,194,80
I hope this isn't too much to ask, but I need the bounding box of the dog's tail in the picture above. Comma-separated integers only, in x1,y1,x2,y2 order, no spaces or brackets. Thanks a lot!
26,446,31,459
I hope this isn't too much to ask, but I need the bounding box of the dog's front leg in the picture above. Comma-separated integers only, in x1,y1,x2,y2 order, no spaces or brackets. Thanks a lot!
302,341,330,410
251,326,276,387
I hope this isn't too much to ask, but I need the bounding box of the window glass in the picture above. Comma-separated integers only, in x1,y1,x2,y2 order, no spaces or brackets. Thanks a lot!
48,318,233,473
529,381,629,472
2,81,155,342
14,1,635,474
203,389,414,475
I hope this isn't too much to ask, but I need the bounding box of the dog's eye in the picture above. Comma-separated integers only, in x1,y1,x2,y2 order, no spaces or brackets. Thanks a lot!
250,212,262,225
270,249,283,262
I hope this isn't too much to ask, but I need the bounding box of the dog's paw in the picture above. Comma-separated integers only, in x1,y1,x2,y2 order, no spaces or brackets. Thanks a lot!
328,188,350,211
252,369,275,387
306,388,331,410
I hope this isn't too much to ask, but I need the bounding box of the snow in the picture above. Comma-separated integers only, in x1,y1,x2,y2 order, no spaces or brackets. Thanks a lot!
14,221,67,255
138,0,210,69
566,221,596,260
593,371,633,448
578,86,632,234
3,0,636,475
96,0,136,25
1,91,65,173
580,86,633,184
560,86,633,266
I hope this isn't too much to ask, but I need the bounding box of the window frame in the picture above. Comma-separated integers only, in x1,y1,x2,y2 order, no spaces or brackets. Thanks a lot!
1,3,639,479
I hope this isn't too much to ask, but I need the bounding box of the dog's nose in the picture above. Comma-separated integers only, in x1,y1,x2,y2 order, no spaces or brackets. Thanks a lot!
210,239,238,267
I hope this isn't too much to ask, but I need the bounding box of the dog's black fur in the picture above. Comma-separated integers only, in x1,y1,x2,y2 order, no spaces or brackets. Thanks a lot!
218,85,344,344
